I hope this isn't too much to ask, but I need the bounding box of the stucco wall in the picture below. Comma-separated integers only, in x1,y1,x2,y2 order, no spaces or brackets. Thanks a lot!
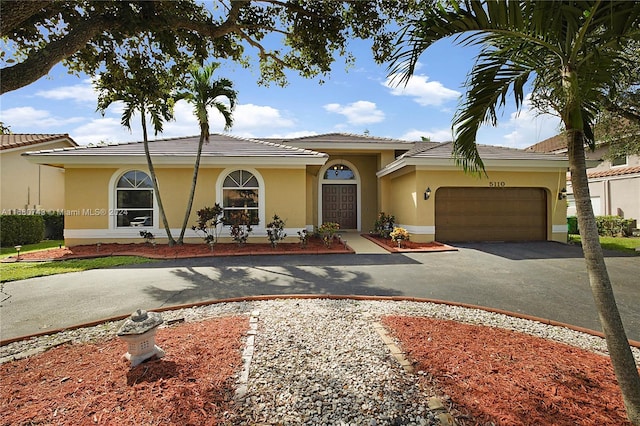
588,176,640,220
261,168,307,228
1,142,71,212
63,165,309,246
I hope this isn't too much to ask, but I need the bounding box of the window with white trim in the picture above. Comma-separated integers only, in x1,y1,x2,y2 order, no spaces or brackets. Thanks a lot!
116,170,154,227
222,170,259,225
611,155,628,167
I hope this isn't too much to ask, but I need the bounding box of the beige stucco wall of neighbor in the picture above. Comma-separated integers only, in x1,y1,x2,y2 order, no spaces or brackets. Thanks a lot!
1,142,71,213
588,176,640,221
386,168,568,243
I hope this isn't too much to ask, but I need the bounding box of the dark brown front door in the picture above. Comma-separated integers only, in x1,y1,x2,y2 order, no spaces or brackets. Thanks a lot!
322,184,357,229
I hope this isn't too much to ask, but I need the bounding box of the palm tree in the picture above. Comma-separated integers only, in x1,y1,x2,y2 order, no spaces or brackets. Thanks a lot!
96,70,178,246
388,1,640,422
177,63,237,244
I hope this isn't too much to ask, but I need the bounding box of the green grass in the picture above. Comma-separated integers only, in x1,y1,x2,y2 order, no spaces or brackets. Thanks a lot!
0,240,64,258
0,256,156,282
569,234,640,254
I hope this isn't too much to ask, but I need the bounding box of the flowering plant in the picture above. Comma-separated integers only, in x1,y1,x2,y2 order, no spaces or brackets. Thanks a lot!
374,212,395,238
390,227,410,242
317,222,340,247
266,214,287,248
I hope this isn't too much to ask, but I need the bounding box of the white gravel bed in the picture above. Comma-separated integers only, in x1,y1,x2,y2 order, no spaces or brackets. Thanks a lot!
2,298,639,425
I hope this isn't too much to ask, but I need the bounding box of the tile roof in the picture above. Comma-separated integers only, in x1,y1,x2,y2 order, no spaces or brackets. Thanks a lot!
0,133,77,151
280,133,413,145
404,141,568,161
525,134,567,153
587,165,640,178
23,133,327,159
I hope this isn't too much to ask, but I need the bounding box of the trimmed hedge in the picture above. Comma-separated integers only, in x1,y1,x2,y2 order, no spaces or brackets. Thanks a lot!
596,216,635,237
567,215,636,237
0,215,45,246
43,212,64,240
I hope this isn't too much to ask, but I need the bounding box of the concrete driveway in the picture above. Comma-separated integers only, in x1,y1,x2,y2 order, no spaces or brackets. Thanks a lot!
1,241,638,342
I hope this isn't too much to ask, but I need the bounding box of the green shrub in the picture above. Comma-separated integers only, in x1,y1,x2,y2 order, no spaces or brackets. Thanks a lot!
0,215,45,246
595,216,635,237
567,216,579,234
43,212,64,240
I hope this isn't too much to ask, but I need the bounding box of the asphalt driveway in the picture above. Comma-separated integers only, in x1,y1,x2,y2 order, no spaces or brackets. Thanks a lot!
1,242,638,342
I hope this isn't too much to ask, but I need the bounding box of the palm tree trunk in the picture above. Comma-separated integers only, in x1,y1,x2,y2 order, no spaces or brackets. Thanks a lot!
567,128,640,424
177,133,205,244
141,112,176,246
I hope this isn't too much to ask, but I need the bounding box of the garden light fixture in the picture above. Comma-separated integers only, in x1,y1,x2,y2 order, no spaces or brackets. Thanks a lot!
117,309,165,367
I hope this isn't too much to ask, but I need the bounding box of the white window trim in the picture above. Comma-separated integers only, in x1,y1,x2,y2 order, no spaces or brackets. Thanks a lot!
317,159,361,231
108,168,159,231
216,167,266,235
611,155,628,168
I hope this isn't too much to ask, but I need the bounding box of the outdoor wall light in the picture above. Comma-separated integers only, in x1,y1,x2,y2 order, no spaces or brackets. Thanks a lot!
558,188,567,200
424,187,432,200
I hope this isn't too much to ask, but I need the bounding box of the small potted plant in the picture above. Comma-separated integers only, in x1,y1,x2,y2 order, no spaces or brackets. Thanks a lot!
317,222,340,247
390,227,410,248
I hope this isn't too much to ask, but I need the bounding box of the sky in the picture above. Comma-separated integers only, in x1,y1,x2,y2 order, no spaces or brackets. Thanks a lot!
1,37,562,148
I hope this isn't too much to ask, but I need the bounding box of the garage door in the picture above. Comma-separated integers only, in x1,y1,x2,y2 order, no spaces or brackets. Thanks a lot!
435,187,547,242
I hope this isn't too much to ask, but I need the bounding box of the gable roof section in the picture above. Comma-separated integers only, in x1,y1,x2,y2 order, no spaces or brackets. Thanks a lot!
378,141,569,177
1,133,78,151
272,132,415,151
23,134,328,167
525,134,567,153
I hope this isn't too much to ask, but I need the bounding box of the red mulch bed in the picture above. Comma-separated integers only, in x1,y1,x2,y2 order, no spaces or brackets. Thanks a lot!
382,316,636,425
2,313,635,425
1,317,247,426
362,234,457,253
13,237,353,261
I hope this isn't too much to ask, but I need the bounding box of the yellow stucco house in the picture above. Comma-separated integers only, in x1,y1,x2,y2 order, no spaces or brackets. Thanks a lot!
1,133,78,214
24,133,569,246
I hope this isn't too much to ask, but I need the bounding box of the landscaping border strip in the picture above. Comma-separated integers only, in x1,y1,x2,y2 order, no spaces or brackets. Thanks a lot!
2,295,638,349
360,234,458,253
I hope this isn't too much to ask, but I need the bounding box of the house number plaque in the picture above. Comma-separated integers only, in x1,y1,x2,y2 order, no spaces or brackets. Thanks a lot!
489,181,506,187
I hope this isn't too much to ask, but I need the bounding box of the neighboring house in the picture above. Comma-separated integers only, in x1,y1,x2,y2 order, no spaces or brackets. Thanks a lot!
1,134,78,214
526,134,640,222
24,133,570,246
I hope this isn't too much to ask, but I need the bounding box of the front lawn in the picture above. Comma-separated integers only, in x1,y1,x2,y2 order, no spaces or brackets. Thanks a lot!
569,234,640,254
0,256,156,282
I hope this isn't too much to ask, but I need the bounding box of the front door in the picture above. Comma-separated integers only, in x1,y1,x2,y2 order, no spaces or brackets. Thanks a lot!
322,184,357,229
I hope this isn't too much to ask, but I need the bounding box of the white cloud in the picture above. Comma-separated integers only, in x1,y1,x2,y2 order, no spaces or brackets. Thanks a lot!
35,79,97,104
399,128,453,142
71,117,140,145
498,94,561,149
324,101,385,125
2,107,84,130
384,74,461,107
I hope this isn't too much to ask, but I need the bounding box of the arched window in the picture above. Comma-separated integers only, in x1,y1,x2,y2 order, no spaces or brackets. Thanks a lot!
222,170,259,225
115,170,154,227
323,163,355,180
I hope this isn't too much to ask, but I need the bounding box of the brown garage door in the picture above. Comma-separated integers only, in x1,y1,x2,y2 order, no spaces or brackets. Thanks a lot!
435,187,547,242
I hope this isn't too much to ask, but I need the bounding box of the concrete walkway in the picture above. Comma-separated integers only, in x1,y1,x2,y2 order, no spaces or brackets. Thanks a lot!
1,240,638,343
